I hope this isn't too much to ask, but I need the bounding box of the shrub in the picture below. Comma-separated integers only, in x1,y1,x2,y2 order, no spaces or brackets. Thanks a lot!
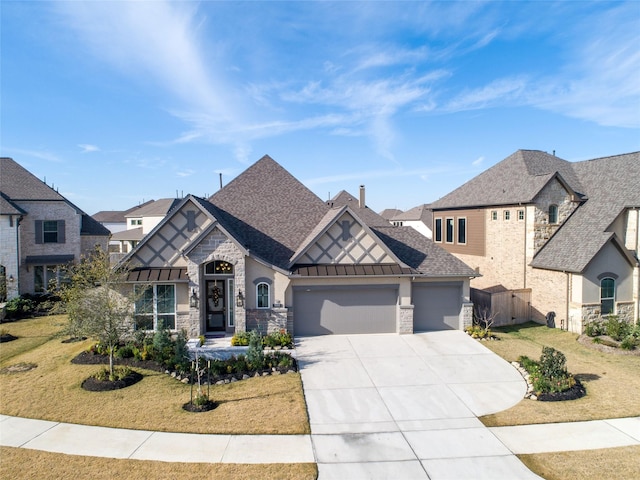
539,346,567,379
247,330,264,369
604,315,632,341
264,330,293,348
584,320,604,337
115,345,135,359
620,335,637,351
230,331,250,346
4,297,37,320
93,366,132,382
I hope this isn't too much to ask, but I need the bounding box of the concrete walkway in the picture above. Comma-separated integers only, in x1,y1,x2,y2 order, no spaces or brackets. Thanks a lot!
1,331,638,478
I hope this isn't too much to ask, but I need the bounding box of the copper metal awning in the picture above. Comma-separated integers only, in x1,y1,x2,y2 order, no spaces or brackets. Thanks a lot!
126,267,188,282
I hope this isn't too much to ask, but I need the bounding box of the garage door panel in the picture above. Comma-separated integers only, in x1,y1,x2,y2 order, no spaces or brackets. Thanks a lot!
413,284,462,331
294,286,397,335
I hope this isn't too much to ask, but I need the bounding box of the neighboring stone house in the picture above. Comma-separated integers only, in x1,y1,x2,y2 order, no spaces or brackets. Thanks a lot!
388,204,433,239
119,155,476,338
0,157,110,299
430,150,640,333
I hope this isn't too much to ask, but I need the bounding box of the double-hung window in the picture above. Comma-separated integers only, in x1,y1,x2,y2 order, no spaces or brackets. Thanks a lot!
457,218,467,244
600,278,615,315
434,218,442,242
445,218,454,243
257,282,270,309
549,205,558,224
134,284,176,330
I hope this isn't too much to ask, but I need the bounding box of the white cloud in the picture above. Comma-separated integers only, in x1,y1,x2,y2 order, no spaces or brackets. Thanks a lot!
78,144,99,153
4,147,62,163
472,156,485,166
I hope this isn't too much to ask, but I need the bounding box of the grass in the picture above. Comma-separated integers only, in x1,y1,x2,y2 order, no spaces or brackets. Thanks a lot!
0,447,317,480
519,446,640,480
0,314,67,363
0,316,310,435
480,322,640,427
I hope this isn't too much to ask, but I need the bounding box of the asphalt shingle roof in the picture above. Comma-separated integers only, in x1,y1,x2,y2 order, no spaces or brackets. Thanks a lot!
392,204,433,224
430,150,585,209
531,152,640,272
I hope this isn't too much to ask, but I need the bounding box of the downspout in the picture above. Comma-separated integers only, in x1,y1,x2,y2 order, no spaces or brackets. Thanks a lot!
523,205,527,289
565,272,571,331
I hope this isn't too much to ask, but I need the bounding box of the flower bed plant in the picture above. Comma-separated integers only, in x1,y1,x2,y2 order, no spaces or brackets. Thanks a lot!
230,329,294,349
517,346,585,401
583,315,639,351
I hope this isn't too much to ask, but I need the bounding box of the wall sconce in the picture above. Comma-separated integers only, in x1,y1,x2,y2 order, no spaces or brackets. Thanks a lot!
236,290,244,308
8,274,14,283
190,288,199,308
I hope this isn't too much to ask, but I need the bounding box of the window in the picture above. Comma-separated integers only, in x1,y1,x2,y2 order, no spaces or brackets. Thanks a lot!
257,282,270,309
457,218,467,244
445,218,454,243
134,284,176,330
130,219,142,226
205,260,233,275
35,220,65,244
34,265,68,293
600,278,615,315
392,221,403,226
549,205,558,224
434,218,442,242
491,211,497,221
504,210,510,221
518,210,524,221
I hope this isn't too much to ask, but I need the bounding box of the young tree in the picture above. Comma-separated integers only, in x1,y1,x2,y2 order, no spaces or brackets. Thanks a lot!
60,246,140,380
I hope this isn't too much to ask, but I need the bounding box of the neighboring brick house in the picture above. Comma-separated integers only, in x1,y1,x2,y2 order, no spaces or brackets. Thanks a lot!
430,150,640,333
0,157,110,299
119,155,476,338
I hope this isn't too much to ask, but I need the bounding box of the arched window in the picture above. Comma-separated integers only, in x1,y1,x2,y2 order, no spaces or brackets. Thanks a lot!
205,260,233,275
256,282,270,309
548,204,558,224
600,278,615,315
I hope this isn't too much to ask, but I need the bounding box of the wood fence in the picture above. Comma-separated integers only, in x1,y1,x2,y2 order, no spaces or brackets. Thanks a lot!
471,288,532,327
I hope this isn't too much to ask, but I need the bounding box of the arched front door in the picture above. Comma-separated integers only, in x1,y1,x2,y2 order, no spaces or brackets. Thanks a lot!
203,260,234,333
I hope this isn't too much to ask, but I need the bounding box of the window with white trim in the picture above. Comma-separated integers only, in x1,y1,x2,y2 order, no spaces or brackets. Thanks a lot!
256,282,270,309
518,210,524,220
134,284,176,330
600,278,615,315
457,218,467,244
434,218,442,242
504,210,510,221
491,211,497,221
445,218,454,243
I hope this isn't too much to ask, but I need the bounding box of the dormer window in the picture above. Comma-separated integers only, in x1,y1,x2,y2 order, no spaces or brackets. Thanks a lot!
549,205,558,224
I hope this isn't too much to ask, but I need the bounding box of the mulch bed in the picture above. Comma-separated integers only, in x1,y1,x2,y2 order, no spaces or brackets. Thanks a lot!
182,400,218,413
577,335,640,356
0,333,18,343
71,351,166,372
538,379,586,402
81,370,144,392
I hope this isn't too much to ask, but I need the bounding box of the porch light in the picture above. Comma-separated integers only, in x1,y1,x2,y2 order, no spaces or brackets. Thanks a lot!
8,274,14,282
236,290,244,308
190,288,199,308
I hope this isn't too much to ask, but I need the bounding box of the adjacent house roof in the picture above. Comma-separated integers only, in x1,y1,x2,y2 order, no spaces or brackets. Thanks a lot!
379,208,403,220
430,150,585,210
93,200,156,223
0,157,110,237
125,198,181,217
531,152,640,273
110,227,144,242
392,204,433,225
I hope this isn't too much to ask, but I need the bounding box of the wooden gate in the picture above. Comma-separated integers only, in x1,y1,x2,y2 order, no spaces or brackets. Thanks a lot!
471,288,531,327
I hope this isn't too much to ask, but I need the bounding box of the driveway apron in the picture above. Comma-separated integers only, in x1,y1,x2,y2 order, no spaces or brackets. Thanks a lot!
296,330,543,479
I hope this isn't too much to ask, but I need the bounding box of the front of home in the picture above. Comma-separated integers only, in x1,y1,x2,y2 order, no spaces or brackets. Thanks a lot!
430,150,640,333
120,156,477,337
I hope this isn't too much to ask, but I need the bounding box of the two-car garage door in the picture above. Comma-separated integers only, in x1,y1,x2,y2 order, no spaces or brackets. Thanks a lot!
293,282,463,335
293,285,398,336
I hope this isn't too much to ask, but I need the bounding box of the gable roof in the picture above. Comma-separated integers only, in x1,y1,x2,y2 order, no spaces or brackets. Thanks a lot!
430,150,584,210
530,152,640,272
330,190,390,227
392,204,433,224
125,198,181,217
208,155,329,268
93,200,155,223
0,192,26,215
379,208,403,220
0,157,110,237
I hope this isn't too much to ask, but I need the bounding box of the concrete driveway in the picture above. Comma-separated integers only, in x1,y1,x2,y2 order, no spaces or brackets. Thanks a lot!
296,330,542,480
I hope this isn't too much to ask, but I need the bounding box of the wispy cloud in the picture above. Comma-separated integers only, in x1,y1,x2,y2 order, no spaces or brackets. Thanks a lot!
305,166,452,186
78,144,99,153
3,147,62,163
472,156,485,166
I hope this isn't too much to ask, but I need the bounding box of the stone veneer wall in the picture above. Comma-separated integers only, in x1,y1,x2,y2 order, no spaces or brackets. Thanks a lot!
461,302,474,329
398,305,414,334
532,178,579,253
246,308,289,334
0,216,19,300
185,228,246,337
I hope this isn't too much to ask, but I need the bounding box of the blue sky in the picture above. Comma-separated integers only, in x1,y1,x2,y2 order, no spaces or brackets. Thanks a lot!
2,1,639,215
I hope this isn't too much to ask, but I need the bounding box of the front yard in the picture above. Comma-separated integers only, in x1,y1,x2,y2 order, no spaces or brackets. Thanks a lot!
480,322,640,480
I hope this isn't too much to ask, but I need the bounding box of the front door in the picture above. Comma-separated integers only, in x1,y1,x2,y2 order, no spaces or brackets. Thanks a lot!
206,280,226,332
